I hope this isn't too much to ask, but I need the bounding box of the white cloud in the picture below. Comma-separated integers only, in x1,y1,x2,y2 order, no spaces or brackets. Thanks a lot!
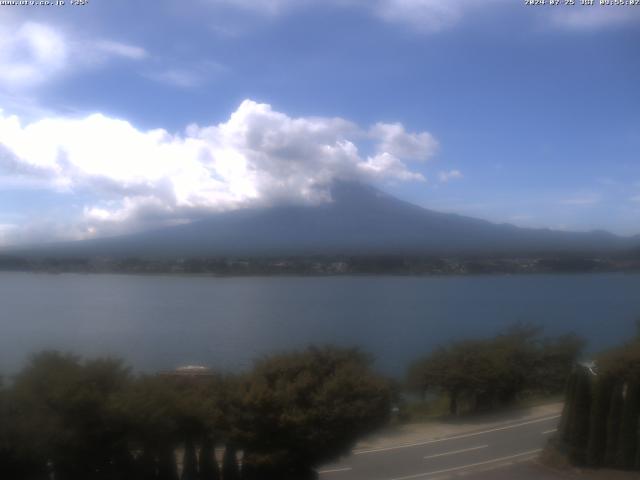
0,218,92,246
0,224,17,245
0,99,433,239
206,0,475,31
201,0,640,33
0,22,68,90
509,214,533,222
358,153,424,182
93,40,148,60
204,0,304,15
560,194,601,206
147,69,206,88
0,20,148,92
551,7,640,30
372,0,465,32
202,0,510,32
204,0,484,31
370,122,438,161
374,0,640,32
438,169,462,183
145,61,228,89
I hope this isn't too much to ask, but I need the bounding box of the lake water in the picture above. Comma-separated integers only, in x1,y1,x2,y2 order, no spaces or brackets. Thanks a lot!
1,272,639,377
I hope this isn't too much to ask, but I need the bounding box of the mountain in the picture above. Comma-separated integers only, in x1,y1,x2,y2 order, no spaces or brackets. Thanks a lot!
5,182,639,258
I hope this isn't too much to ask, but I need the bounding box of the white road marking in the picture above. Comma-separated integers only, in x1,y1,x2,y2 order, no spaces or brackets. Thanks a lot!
318,467,353,475
423,444,488,460
387,449,542,480
354,415,560,455
541,428,557,435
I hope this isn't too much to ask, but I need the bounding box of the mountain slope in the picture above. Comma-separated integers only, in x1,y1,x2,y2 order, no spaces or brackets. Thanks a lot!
7,182,638,258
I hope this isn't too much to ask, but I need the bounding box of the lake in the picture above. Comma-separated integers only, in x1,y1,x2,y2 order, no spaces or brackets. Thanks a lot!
1,272,639,377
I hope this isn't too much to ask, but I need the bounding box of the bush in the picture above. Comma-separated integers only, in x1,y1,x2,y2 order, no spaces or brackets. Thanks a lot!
234,346,392,478
557,336,640,471
408,325,583,415
0,346,393,480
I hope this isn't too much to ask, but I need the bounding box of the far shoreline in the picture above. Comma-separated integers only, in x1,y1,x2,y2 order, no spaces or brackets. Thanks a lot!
2,268,640,280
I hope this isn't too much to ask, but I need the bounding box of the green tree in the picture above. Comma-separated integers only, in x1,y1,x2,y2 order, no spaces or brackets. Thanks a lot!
567,367,591,464
586,375,614,467
535,334,585,394
617,382,640,469
10,351,132,480
560,370,578,443
157,445,179,480
551,333,640,471
117,375,199,480
181,439,198,480
198,437,219,480
0,374,48,480
408,340,500,414
235,347,392,479
221,444,240,480
409,325,584,416
597,337,640,468
605,381,625,466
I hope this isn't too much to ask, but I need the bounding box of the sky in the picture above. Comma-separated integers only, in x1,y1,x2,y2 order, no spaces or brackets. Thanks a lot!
0,0,639,246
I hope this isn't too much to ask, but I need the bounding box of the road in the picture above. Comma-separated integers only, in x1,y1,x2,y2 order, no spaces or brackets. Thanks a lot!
318,413,561,480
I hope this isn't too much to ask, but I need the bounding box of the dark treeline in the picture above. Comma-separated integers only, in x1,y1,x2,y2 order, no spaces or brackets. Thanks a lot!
0,327,588,479
0,347,392,480
407,325,584,415
556,331,640,471
2,254,640,276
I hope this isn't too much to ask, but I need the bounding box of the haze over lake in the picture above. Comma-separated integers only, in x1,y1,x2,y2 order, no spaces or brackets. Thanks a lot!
2,272,639,376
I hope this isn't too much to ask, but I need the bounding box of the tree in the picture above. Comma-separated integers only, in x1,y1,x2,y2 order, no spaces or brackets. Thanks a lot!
558,336,640,470
157,445,179,480
198,437,219,480
535,334,585,395
617,382,640,469
181,439,198,480
9,351,133,480
117,373,223,480
409,325,584,416
597,338,640,469
408,340,505,414
567,367,592,464
1,347,392,479
116,375,181,474
586,375,614,467
0,373,48,480
234,347,392,479
221,444,240,480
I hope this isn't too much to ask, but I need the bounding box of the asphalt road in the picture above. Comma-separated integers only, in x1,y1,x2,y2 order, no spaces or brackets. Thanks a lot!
318,413,561,480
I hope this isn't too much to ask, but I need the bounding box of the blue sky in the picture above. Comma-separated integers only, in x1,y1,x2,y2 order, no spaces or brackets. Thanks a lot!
0,0,639,245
